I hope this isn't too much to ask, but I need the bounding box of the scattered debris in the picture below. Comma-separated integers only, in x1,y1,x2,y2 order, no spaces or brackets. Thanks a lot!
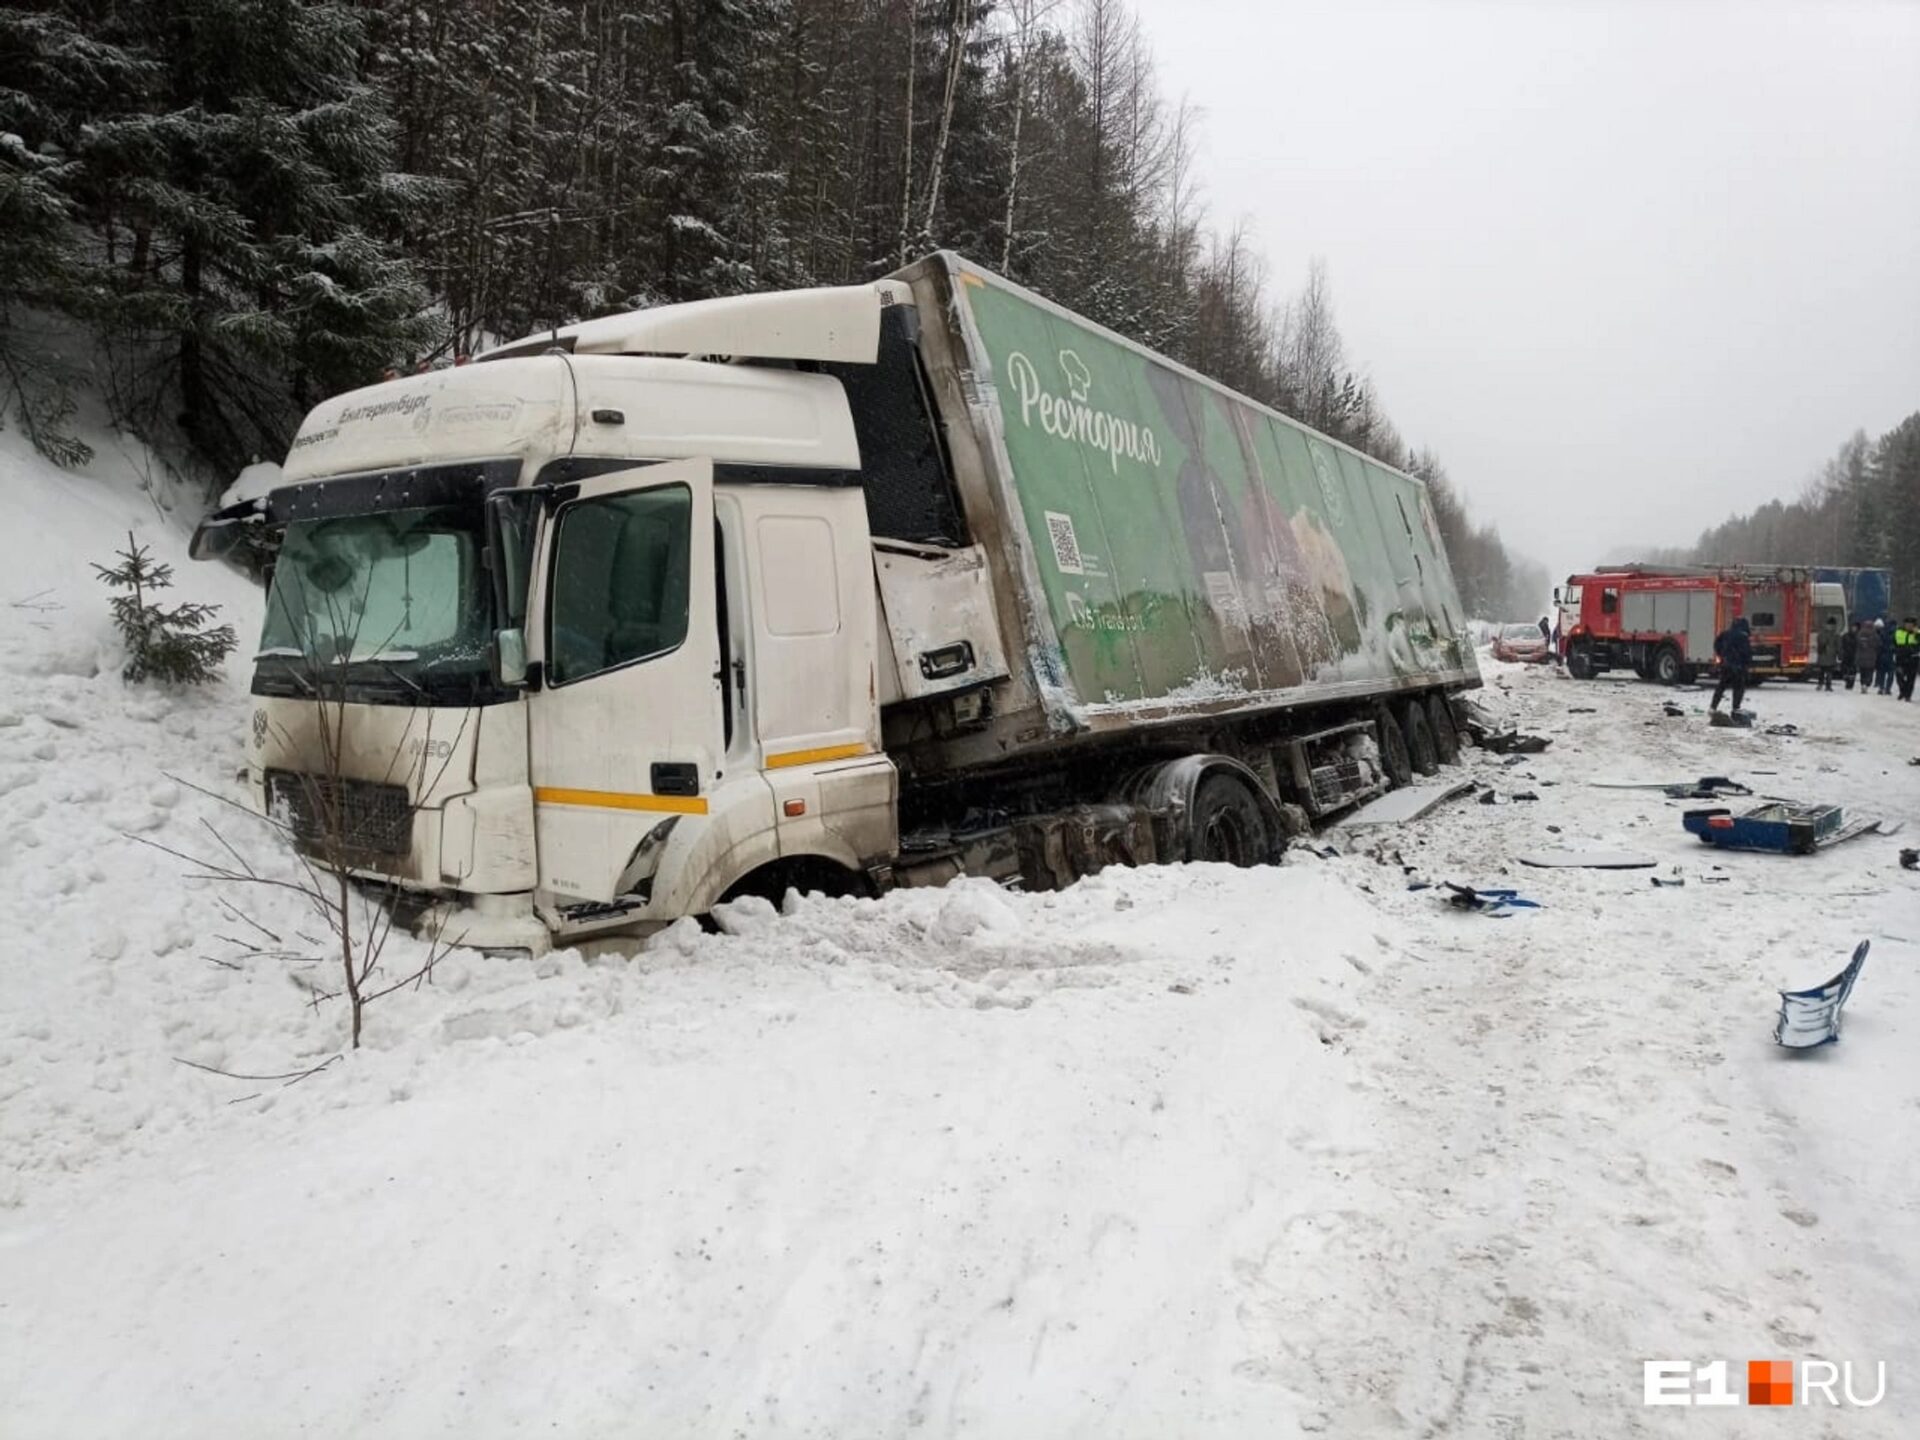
1545,824,1563,834
1478,790,1498,806
1567,706,1597,714
1510,791,1540,802
1662,701,1687,718
1774,941,1869,1050
1900,849,1918,871
1709,711,1754,729
1440,883,1541,917
1500,755,1527,768
1764,723,1801,737
1518,849,1656,870
1650,874,1686,888
1481,731,1551,755
1339,777,1475,827
1683,802,1897,855
1667,776,1753,800
1591,775,1753,800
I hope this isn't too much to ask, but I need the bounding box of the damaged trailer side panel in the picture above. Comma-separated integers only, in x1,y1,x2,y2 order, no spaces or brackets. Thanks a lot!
890,254,1478,780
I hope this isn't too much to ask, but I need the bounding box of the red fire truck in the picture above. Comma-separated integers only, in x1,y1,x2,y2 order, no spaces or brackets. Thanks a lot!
1554,565,1846,684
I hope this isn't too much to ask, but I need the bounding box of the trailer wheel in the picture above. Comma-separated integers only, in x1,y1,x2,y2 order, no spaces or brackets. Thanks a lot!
1566,644,1596,680
1188,773,1276,867
1400,701,1440,776
1376,709,1414,789
1651,644,1684,686
1426,694,1461,765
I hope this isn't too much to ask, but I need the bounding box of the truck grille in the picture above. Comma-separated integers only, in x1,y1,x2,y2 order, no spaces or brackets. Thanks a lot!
265,770,414,858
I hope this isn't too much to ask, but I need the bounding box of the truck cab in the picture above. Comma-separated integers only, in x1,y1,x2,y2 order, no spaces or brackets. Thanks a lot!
196,284,930,952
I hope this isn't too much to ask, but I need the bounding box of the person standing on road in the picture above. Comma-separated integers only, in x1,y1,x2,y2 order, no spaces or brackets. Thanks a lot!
1710,615,1752,715
1894,616,1919,702
1814,616,1840,691
1874,618,1895,694
1840,622,1859,689
1857,621,1881,694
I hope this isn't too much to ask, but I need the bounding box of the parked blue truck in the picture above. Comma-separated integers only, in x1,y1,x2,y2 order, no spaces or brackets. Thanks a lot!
1815,567,1893,624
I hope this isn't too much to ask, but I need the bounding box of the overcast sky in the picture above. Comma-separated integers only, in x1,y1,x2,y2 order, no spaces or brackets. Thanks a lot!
1128,0,1920,590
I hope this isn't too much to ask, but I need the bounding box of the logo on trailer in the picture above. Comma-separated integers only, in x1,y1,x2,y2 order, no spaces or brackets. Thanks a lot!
1004,349,1162,473
251,708,269,747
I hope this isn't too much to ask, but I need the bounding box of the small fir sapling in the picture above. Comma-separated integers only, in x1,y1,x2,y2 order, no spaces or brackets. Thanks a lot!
93,530,237,684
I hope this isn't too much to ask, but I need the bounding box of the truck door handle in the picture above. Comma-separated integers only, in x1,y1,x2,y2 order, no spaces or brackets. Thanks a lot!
651,762,700,797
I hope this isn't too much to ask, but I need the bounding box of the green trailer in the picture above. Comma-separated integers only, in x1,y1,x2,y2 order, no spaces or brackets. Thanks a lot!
888,253,1478,789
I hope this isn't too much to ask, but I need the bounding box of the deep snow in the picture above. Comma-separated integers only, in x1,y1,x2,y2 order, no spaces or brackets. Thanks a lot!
3,428,1917,1437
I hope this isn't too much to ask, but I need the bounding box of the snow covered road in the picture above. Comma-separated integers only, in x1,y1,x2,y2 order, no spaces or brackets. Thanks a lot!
3,439,1917,1437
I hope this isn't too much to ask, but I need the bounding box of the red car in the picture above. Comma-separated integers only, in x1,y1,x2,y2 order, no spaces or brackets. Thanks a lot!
1490,623,1551,664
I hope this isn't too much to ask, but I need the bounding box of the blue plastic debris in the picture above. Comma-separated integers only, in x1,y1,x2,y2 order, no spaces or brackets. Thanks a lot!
1440,882,1541,918
1774,941,1869,1050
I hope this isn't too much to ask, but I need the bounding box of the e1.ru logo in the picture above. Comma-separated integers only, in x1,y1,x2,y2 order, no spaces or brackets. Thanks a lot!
1644,1359,1886,1407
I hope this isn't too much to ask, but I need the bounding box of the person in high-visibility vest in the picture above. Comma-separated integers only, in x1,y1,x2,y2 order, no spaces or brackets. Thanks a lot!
1894,616,1919,702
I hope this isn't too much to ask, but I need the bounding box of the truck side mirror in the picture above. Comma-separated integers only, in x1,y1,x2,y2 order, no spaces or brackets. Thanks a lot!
495,627,529,687
1552,587,1561,604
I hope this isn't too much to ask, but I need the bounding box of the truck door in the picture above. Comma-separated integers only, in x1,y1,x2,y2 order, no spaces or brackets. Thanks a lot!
525,458,721,905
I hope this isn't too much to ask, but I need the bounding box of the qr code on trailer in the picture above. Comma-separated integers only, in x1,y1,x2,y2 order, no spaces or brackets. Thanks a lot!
1044,510,1085,574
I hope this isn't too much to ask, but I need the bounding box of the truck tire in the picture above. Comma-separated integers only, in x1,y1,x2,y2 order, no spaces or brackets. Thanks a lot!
1566,645,1596,680
1376,709,1413,789
1651,644,1684,686
1401,701,1440,777
1426,694,1461,764
1188,773,1276,867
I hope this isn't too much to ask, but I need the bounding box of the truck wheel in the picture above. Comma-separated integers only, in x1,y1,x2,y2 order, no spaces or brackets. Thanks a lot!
1426,694,1461,765
1401,701,1440,777
1567,645,1596,680
1188,774,1276,867
1376,709,1413,789
1651,644,1683,685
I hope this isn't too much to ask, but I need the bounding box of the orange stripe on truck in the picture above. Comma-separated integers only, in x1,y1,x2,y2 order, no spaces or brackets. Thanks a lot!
764,743,871,770
533,787,709,815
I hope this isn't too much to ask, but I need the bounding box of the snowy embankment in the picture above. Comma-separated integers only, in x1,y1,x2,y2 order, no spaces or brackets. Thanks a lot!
3,430,1918,1436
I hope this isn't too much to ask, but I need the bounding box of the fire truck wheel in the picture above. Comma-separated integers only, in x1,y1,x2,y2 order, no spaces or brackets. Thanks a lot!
1426,694,1461,764
1401,701,1440,777
1566,645,1596,680
1651,644,1684,685
1376,708,1414,788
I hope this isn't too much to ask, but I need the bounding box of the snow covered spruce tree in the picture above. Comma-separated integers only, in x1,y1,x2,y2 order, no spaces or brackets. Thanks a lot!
93,531,237,684
0,6,146,465
626,0,791,304
54,0,441,476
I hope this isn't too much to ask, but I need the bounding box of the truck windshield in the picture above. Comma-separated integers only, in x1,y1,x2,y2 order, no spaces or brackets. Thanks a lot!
258,504,492,697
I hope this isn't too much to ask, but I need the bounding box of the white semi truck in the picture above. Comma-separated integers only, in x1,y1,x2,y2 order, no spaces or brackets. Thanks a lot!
195,254,1479,952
